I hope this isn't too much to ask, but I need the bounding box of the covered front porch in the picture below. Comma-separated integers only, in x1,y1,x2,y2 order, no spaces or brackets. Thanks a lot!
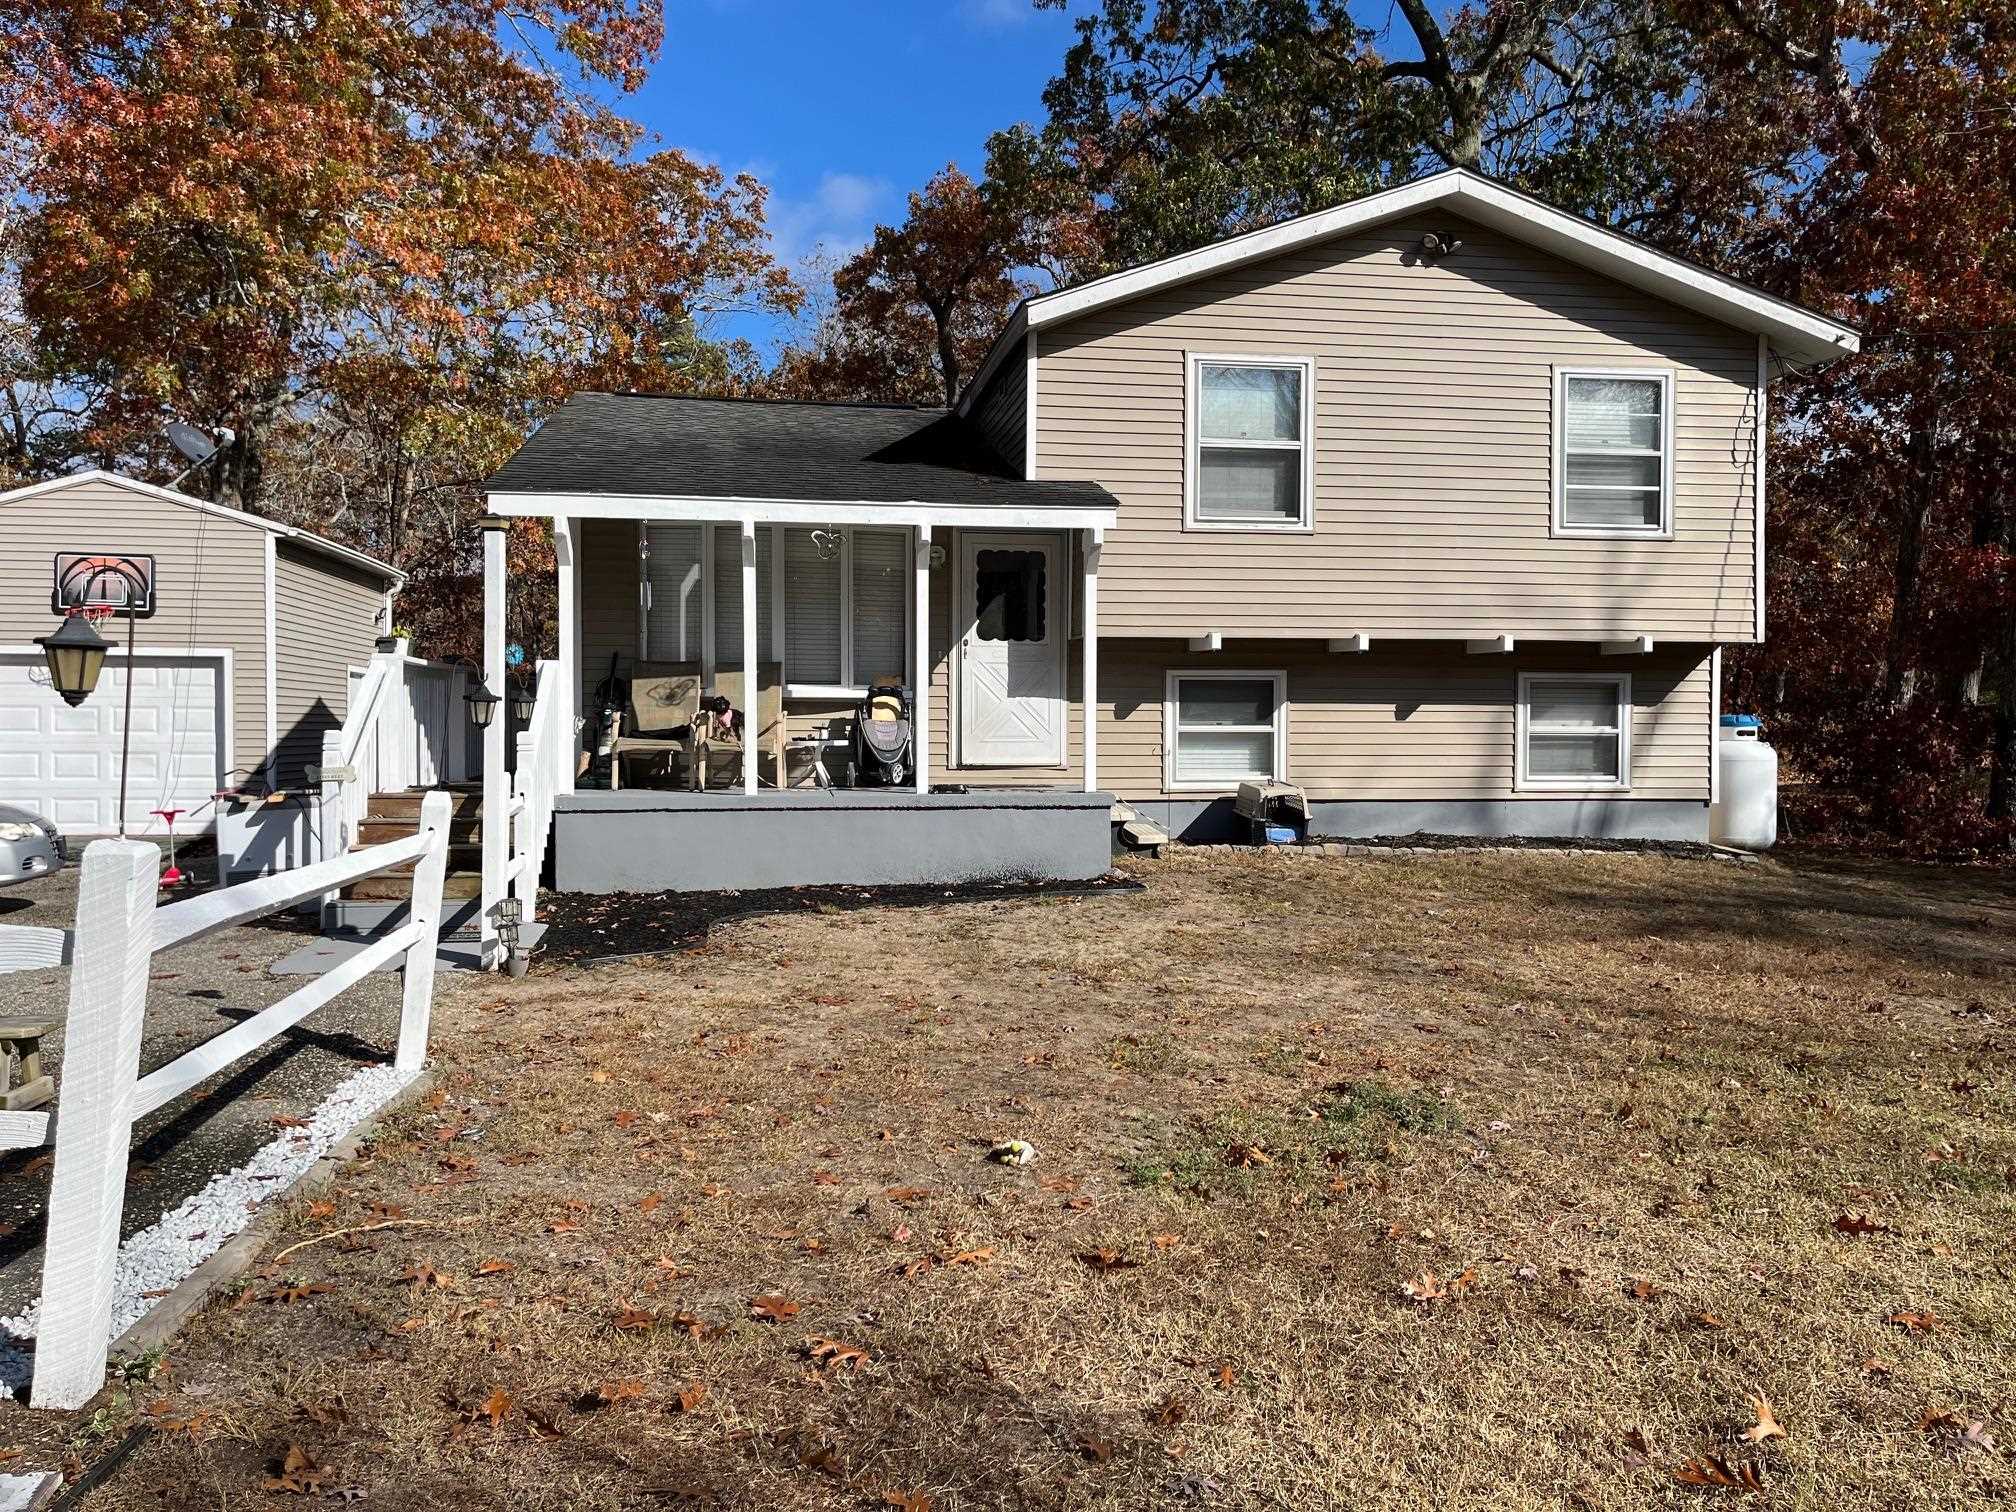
474,395,1119,944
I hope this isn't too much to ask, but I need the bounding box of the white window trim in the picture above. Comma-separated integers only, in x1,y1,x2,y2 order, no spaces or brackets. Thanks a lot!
1163,669,1289,793
1516,671,1633,792
1184,352,1317,533
1551,366,1675,540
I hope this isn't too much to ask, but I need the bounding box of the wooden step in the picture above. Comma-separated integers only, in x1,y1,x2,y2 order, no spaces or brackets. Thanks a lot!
367,789,484,822
344,869,483,902
357,817,481,847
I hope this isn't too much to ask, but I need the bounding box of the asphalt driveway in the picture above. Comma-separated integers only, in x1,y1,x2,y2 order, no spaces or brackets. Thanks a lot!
0,839,406,1320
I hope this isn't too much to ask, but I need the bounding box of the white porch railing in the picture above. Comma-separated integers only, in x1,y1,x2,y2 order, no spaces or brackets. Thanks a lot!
499,659,565,936
0,791,453,1410
319,649,470,889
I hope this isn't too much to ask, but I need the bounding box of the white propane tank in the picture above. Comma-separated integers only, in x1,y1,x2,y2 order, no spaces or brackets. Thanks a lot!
1712,714,1778,850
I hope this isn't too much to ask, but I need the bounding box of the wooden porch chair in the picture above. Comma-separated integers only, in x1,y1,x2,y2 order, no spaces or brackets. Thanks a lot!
609,660,702,791
697,662,787,788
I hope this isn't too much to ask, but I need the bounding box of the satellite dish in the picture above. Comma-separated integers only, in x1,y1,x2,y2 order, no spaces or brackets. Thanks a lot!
165,422,220,466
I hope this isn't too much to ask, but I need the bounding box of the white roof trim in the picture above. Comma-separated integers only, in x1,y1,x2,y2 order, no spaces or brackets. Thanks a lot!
959,170,1859,406
0,468,404,586
488,490,1117,532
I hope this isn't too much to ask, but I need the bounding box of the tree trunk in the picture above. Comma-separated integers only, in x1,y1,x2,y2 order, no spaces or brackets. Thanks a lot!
1882,412,1939,707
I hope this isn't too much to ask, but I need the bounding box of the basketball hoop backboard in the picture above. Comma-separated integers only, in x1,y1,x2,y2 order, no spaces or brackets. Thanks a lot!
52,553,157,617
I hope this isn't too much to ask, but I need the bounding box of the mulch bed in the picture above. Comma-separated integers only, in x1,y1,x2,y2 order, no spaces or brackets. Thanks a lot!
533,870,1145,967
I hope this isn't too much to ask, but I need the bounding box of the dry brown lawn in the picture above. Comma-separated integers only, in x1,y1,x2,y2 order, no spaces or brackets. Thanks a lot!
38,848,2016,1509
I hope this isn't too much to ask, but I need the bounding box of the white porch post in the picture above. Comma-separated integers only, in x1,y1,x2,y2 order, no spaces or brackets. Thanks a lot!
1082,527,1101,793
740,517,757,796
555,515,579,793
479,517,508,969
914,524,931,794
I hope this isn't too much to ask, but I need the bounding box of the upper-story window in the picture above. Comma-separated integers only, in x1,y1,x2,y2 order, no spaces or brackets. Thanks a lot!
1555,369,1674,537
1186,354,1315,531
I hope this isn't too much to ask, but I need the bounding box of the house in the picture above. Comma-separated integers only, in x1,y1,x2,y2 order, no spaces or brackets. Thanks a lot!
0,470,414,836
476,168,1859,922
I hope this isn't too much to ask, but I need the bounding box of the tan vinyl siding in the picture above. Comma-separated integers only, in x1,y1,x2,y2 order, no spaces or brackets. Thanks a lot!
576,523,1710,802
1035,212,1759,641
0,476,270,782
926,633,1710,805
270,541,387,787
969,335,1028,475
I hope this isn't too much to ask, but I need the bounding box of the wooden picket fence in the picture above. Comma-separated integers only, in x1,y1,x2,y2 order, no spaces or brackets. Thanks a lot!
0,791,453,1410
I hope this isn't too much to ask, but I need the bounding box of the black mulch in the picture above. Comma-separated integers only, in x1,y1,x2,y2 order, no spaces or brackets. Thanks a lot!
1304,831,1719,860
534,871,1146,968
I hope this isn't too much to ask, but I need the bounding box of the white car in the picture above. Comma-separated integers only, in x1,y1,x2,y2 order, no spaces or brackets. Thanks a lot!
0,804,64,887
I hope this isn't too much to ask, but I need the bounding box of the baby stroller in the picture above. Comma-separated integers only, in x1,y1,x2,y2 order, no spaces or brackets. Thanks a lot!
846,678,914,787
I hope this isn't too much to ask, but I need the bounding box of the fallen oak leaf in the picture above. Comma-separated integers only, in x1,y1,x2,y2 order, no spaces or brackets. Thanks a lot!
1077,1249,1139,1273
673,1382,707,1414
575,1380,646,1412
1742,1392,1787,1444
802,1336,871,1371
264,1282,331,1305
1673,1455,1766,1492
881,1492,934,1512
1919,1410,1997,1460
474,1259,514,1277
748,1294,800,1322
1886,1310,1941,1335
611,1308,658,1332
263,1443,327,1495
1833,1213,1895,1237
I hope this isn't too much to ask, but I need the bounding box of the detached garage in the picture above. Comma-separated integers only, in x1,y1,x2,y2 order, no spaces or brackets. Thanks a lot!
0,471,403,836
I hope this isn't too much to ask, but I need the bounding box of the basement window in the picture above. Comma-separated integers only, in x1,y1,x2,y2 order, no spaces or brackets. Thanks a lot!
1517,673,1632,789
1165,671,1287,790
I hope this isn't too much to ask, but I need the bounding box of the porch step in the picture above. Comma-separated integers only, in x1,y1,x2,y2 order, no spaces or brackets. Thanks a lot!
366,788,484,823
344,869,484,902
324,896,484,941
358,817,481,847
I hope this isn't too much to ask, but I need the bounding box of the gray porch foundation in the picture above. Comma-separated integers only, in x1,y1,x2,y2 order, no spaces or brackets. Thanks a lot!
553,789,1115,894
1129,797,1710,844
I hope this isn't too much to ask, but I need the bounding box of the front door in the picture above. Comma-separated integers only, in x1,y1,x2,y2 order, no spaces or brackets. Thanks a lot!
958,531,1065,766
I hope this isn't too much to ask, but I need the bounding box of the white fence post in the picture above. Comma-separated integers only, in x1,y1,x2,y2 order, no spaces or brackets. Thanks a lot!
395,791,451,1072
511,733,537,924
31,840,160,1411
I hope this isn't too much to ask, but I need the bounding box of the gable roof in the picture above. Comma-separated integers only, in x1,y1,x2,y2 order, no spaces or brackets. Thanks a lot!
0,469,403,586
486,391,1118,513
958,168,1861,416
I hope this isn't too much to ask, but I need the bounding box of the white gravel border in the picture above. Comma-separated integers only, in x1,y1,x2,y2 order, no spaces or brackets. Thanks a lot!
1,1062,418,1400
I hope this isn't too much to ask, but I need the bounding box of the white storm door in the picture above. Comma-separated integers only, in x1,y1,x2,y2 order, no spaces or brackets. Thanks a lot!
957,531,1065,767
0,651,225,835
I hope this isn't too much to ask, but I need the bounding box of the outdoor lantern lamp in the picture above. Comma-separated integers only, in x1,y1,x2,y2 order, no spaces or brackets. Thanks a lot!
464,680,500,729
37,610,112,708
508,683,535,724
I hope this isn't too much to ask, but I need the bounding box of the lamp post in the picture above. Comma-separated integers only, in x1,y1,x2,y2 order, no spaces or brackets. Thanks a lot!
40,559,149,837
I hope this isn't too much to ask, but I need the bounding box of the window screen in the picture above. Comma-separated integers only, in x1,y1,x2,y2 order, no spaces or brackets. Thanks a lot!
1561,375,1667,530
1170,675,1282,786
1195,363,1305,524
1523,677,1626,783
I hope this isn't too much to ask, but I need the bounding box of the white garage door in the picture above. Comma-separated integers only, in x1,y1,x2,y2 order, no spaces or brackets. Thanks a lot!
0,651,226,836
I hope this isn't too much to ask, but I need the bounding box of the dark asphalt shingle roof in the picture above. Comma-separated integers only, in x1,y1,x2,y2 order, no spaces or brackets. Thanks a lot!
488,392,1116,511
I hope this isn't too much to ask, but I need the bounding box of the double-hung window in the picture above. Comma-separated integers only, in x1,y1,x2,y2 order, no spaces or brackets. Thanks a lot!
1517,673,1631,789
1165,671,1288,790
1187,354,1314,530
1555,369,1673,536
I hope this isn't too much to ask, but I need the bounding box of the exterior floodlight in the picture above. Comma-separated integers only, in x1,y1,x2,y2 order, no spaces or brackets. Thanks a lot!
37,612,111,707
464,680,500,729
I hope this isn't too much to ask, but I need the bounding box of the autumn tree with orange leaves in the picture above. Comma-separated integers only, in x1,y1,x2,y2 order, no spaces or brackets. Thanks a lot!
1,0,796,601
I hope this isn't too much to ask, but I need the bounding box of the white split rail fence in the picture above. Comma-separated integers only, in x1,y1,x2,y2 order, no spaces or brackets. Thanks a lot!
0,790,453,1410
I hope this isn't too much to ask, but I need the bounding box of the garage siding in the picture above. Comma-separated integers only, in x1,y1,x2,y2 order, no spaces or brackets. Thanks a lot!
270,540,390,788
0,476,269,786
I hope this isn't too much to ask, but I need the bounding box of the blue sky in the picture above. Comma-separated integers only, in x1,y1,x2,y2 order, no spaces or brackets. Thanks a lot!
640,0,1081,354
